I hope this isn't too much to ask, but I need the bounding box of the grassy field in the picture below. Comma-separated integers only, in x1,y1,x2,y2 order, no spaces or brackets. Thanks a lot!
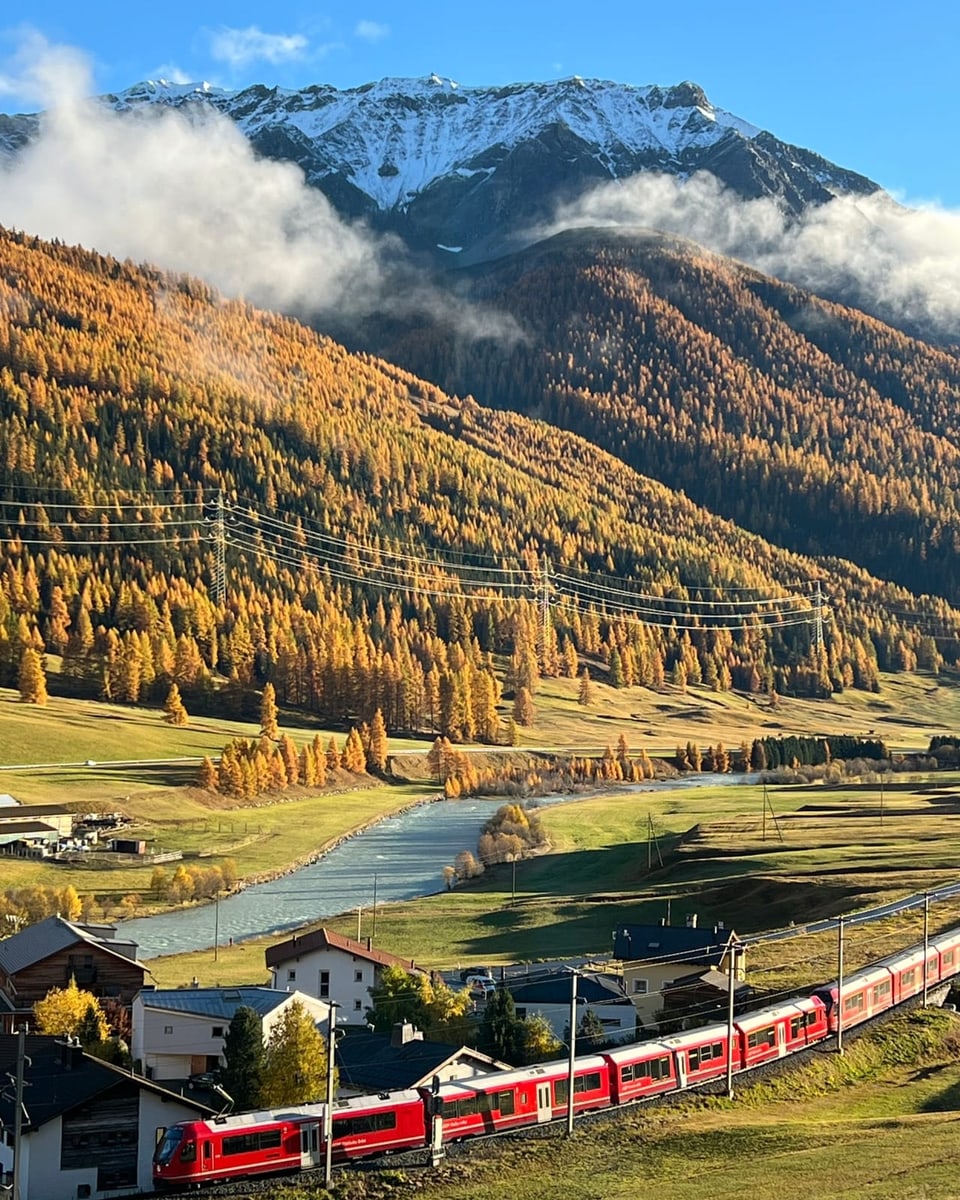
255,1009,960,1200
0,686,436,910
149,771,960,991
8,671,960,980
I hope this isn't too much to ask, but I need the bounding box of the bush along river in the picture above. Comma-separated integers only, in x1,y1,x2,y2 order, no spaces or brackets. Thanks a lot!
122,774,754,959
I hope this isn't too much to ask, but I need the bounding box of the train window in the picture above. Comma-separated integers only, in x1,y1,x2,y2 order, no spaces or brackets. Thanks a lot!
180,1141,197,1163
222,1129,283,1157
334,1111,398,1139
789,1017,802,1039
747,1026,776,1049
476,1093,492,1114
498,1090,515,1116
944,951,955,968
843,993,865,1014
901,968,917,986
577,1072,602,1093
441,1100,459,1119
554,1079,568,1105
153,1127,184,1165
621,1064,635,1083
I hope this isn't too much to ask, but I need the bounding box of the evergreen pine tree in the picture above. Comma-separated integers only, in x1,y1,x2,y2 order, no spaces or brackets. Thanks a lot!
478,986,525,1065
221,1006,266,1111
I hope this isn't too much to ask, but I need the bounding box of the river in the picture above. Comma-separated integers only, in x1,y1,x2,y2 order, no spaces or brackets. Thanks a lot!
122,773,753,959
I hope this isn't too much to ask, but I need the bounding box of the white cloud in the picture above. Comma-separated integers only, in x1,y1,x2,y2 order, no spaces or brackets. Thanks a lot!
208,25,308,69
355,20,390,41
0,27,89,108
151,63,193,86
0,33,517,341
544,172,960,338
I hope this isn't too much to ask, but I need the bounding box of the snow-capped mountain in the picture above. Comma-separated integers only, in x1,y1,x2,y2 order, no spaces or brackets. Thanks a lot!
1,75,880,262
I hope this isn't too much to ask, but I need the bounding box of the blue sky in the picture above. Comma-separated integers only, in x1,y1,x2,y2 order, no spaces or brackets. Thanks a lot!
3,0,960,205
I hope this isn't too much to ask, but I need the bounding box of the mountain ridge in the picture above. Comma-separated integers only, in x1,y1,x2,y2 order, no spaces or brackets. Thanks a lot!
0,74,880,264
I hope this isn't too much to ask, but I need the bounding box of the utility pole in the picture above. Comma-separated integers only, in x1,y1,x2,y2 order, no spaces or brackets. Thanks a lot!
12,1025,29,1200
726,942,739,1098
813,579,824,655
212,493,227,607
762,785,767,842
880,776,885,830
538,553,551,672
323,1003,339,1190
923,892,930,1006
512,856,517,907
836,915,845,1057
356,905,362,942
566,970,578,1137
372,874,378,945
214,890,220,962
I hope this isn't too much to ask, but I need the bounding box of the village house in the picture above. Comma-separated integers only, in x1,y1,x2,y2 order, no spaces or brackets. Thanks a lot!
0,916,147,1033
507,970,638,1046
265,928,425,1022
0,1034,212,1200
613,919,742,1028
131,985,330,1081
336,1021,509,1096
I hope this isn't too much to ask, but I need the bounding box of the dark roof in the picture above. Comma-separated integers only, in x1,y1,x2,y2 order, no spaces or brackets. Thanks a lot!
266,927,422,973
0,916,146,976
508,972,629,1006
335,1031,500,1092
0,1035,213,1131
613,924,733,966
138,987,312,1020
0,804,74,819
664,968,750,995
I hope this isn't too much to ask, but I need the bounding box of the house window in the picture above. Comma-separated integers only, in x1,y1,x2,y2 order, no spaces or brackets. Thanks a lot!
319,970,330,998
287,969,296,982
164,1025,173,1035
354,969,363,983
354,999,362,1011
212,1026,223,1038
632,979,648,995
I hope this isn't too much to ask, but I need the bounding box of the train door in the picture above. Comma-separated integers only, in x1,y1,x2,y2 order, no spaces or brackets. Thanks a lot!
777,1023,787,1059
300,1122,322,1168
675,1052,687,1089
202,1140,213,1176
536,1082,552,1123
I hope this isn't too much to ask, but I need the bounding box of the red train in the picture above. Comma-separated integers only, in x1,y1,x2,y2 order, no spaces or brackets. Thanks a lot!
154,922,960,1189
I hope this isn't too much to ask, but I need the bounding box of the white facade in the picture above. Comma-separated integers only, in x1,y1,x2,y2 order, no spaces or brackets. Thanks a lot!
0,1089,203,1200
132,989,330,1081
270,946,391,1021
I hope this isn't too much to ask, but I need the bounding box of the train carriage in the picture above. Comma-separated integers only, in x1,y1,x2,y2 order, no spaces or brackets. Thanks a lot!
328,1091,427,1160
604,1040,677,1105
153,1093,427,1188
663,1021,740,1088
932,928,960,983
154,1111,304,1188
813,961,894,1033
736,995,828,1068
430,1055,611,1142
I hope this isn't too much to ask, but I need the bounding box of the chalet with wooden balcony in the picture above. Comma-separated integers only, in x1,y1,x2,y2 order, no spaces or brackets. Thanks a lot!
0,916,147,1031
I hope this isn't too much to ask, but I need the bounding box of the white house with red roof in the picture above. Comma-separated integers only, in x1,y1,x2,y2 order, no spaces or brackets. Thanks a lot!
265,929,425,1022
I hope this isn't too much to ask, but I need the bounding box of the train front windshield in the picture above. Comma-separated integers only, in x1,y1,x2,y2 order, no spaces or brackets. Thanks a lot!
154,1126,185,1165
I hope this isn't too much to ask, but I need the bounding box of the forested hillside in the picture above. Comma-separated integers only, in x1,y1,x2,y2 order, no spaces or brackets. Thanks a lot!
0,226,956,740
368,228,960,605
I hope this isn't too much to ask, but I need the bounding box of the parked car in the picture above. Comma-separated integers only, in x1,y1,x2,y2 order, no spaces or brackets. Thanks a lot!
466,975,498,998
